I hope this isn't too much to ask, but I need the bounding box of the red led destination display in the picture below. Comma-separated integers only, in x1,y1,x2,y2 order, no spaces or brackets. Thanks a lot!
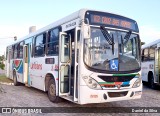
85,11,139,32
92,15,132,29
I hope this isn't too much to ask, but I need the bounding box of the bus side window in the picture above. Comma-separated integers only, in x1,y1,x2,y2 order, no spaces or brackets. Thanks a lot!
143,48,149,61
17,41,23,59
16,44,19,58
34,33,46,57
141,49,144,62
12,45,14,59
20,41,24,58
47,28,59,55
14,44,18,59
149,46,155,61
6,47,8,60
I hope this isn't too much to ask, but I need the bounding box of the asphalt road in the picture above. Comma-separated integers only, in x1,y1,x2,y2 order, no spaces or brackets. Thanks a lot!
0,82,160,116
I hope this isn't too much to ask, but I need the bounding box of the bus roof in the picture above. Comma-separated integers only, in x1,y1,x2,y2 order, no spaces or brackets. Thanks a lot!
142,39,160,49
6,8,137,47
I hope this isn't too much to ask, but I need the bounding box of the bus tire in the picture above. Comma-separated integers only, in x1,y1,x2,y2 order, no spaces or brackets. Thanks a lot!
149,74,156,89
48,79,61,103
13,71,19,86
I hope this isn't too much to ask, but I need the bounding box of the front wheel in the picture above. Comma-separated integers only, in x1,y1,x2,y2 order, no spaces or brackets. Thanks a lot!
48,79,61,103
149,74,156,89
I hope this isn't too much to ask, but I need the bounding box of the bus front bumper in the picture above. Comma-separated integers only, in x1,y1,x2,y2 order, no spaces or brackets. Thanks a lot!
79,85,142,104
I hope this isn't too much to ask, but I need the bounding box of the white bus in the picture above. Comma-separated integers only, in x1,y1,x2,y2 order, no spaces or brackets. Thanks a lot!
5,9,142,104
141,39,160,89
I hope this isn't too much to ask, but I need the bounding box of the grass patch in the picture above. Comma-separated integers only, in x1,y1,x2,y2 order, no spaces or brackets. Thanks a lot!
0,75,13,83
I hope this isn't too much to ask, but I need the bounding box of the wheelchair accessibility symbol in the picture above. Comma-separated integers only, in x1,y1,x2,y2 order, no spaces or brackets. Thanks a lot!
110,60,118,71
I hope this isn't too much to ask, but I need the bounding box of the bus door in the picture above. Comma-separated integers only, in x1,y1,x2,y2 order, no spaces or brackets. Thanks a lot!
23,44,30,86
155,47,160,83
72,27,80,101
58,32,71,96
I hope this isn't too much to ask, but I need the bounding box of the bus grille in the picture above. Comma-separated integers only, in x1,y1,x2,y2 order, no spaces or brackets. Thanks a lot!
108,91,128,97
101,84,130,88
98,75,135,82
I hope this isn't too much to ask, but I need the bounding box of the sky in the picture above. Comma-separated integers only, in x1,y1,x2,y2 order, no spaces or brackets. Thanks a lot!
0,0,160,55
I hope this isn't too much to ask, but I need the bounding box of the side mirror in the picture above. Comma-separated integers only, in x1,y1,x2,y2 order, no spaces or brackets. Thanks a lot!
83,25,90,39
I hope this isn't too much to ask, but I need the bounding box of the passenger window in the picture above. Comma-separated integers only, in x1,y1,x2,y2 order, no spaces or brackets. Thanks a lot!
47,28,59,55
142,48,149,61
14,44,18,59
17,41,23,58
149,47,155,60
34,33,46,57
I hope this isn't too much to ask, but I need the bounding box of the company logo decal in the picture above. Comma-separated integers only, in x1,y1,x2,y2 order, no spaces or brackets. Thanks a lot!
30,63,42,70
13,60,23,73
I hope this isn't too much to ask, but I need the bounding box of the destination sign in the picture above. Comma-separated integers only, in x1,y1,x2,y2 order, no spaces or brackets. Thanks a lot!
85,11,139,32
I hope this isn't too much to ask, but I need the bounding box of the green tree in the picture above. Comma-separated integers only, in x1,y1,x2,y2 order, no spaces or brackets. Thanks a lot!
141,42,145,46
0,55,5,70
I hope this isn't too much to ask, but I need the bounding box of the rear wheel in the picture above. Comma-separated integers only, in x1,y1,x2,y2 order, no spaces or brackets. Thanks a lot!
13,71,19,86
149,74,156,89
48,79,61,103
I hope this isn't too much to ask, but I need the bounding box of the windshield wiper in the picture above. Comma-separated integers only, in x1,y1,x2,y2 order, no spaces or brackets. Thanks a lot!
100,26,114,54
123,30,132,45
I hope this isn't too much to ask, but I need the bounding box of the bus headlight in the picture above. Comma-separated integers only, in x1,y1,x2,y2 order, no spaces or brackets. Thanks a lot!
83,76,102,90
132,78,142,88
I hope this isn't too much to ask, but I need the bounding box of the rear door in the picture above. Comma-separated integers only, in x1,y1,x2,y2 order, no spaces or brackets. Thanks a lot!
23,45,29,85
23,38,32,86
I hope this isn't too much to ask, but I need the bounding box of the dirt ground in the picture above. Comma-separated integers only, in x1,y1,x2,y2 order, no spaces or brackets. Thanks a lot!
0,79,160,116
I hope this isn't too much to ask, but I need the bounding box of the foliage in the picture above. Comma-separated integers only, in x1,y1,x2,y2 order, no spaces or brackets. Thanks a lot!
141,42,145,46
0,55,4,61
0,55,5,70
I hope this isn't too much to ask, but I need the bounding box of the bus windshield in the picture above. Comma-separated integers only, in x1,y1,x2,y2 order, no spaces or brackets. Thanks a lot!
84,27,141,72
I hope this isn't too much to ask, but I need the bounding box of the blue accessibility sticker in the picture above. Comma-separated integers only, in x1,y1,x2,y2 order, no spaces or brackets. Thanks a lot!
110,59,118,71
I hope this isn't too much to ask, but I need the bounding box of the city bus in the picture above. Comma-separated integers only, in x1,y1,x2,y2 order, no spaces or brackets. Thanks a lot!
141,39,160,89
5,9,142,104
